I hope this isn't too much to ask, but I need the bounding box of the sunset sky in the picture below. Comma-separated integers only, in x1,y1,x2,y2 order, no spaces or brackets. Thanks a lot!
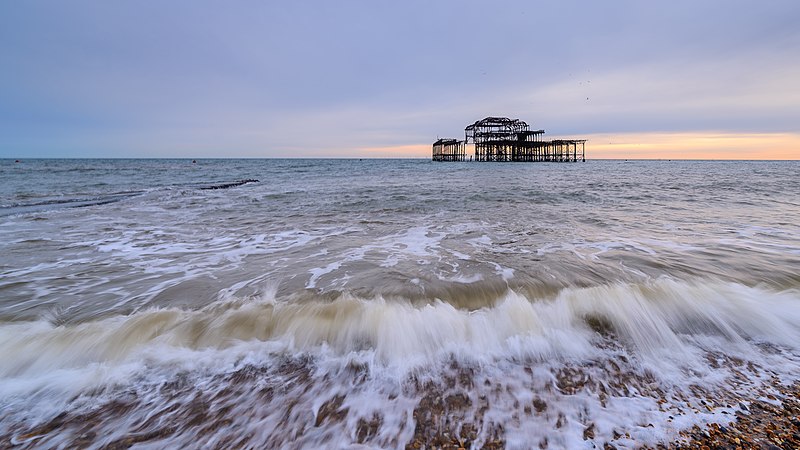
1,1,799,159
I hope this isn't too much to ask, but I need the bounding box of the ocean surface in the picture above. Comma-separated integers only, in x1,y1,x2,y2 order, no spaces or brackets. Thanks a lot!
1,158,799,449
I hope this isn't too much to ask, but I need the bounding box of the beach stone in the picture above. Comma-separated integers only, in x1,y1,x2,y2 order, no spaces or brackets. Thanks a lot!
583,422,595,440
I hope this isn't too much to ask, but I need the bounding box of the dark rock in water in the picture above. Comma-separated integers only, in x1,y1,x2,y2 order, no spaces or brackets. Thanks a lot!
199,179,259,190
315,394,347,427
532,398,547,413
583,422,595,440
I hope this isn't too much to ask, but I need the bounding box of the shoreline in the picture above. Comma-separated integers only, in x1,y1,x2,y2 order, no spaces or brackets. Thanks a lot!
2,357,798,449
670,381,800,450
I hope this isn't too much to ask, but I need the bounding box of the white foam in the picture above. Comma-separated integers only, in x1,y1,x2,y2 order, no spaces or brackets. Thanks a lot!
307,261,344,288
490,262,515,281
436,272,484,284
305,226,445,288
1,278,799,448
3,279,799,376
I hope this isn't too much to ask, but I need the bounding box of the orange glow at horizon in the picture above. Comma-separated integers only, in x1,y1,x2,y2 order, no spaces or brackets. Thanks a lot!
584,132,800,159
362,132,800,160
358,144,431,158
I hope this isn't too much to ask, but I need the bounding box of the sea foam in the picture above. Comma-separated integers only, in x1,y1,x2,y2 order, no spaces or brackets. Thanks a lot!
1,278,799,448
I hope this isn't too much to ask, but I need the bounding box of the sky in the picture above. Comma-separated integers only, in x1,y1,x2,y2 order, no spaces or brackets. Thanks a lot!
1,1,799,159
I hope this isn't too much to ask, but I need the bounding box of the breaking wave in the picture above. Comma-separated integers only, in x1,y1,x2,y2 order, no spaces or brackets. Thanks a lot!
1,278,799,448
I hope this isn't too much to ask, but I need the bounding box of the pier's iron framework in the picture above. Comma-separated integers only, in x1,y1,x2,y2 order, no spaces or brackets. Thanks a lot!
432,117,585,162
432,139,466,162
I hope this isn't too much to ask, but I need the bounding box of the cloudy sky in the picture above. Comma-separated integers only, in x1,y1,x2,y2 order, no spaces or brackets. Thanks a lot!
2,1,799,158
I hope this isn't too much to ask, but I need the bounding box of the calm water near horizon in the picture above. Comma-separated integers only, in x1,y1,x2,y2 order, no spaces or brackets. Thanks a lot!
1,158,799,448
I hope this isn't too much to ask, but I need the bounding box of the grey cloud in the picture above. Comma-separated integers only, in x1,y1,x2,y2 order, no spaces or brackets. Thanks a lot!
1,0,798,157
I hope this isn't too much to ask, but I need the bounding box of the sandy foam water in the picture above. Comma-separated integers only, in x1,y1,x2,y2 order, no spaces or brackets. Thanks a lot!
1,278,799,448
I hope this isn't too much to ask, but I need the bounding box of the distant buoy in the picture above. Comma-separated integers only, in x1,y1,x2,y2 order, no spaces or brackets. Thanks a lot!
15,159,20,163
192,160,197,164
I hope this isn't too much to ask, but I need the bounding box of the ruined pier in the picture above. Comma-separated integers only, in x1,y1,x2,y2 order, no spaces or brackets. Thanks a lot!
433,117,585,162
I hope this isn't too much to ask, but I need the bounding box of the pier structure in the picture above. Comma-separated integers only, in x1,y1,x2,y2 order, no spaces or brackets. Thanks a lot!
433,117,585,162
432,138,466,162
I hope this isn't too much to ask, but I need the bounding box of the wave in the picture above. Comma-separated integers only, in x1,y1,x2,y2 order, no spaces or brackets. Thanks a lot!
2,278,799,449
2,278,798,380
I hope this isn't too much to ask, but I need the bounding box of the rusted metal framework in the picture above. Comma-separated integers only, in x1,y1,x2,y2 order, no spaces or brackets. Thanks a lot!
432,138,466,161
432,117,585,162
465,117,546,161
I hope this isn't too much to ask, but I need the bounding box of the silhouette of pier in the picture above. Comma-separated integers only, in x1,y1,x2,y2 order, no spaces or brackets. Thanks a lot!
433,117,585,162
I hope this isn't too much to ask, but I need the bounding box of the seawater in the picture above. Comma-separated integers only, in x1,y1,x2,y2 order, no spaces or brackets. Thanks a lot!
1,158,799,449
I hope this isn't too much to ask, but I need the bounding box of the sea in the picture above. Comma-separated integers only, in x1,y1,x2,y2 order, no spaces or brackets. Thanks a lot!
1,158,799,449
